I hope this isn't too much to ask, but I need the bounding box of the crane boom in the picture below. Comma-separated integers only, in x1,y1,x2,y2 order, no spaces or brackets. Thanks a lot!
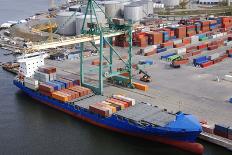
27,31,124,51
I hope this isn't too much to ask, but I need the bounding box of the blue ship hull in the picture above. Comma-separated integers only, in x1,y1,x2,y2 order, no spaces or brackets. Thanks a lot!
13,80,204,154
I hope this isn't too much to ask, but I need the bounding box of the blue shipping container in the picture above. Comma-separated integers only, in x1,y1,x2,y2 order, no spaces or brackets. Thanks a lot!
161,53,176,60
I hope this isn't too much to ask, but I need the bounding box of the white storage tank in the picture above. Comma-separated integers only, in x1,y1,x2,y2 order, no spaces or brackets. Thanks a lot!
103,1,122,18
76,15,97,35
56,11,83,36
124,4,142,22
131,0,153,17
80,5,106,25
120,1,131,17
161,0,180,7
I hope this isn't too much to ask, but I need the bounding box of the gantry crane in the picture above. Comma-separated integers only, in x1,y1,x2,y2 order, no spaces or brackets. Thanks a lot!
26,0,134,95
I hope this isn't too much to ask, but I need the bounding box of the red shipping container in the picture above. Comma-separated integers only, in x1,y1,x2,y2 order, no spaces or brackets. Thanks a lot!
89,103,110,117
183,37,191,45
147,32,163,44
109,98,129,107
220,53,228,60
200,61,214,68
183,53,192,59
161,41,173,48
226,49,232,54
197,44,208,50
186,46,197,52
39,84,54,92
173,59,189,65
214,130,228,139
174,43,185,48
192,50,201,56
213,58,223,64
39,90,52,97
144,50,156,56
208,45,218,50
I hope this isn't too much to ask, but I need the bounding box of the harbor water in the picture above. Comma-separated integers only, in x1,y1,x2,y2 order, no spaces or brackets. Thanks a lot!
0,0,231,154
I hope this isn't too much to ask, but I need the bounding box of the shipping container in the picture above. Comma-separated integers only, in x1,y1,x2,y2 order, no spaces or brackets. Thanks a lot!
214,124,229,138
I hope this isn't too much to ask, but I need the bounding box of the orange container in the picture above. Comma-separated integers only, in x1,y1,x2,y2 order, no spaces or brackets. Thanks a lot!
133,82,149,91
68,87,84,97
105,99,125,110
52,92,69,102
109,98,129,107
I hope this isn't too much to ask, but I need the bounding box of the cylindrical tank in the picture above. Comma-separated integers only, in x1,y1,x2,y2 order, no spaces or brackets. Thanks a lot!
69,4,81,12
124,4,142,22
56,11,83,36
76,15,96,35
80,5,106,24
162,0,180,7
102,1,122,18
131,1,149,18
120,1,131,17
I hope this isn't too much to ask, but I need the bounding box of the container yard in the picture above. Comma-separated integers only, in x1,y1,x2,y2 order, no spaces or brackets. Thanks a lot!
1,0,232,155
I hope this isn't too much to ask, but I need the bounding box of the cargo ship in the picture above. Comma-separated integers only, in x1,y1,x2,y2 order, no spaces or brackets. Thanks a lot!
13,53,204,154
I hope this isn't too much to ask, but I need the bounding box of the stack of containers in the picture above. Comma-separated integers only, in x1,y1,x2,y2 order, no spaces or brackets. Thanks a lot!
38,83,55,97
89,103,111,117
34,71,50,82
195,22,201,34
114,34,129,47
52,91,71,102
162,31,169,42
197,43,208,50
156,47,167,53
140,45,157,56
182,37,191,45
208,53,220,61
222,16,232,29
147,31,163,45
226,49,232,57
34,66,57,82
160,41,173,49
174,26,186,39
89,95,135,117
191,35,199,44
173,39,184,48
68,85,92,97
198,34,208,41
209,20,218,31
216,17,222,27
175,48,186,55
186,25,196,37
214,124,229,138
201,21,210,33
24,77,39,91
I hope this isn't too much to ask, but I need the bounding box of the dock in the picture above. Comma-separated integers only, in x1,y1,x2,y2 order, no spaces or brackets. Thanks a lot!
199,132,232,151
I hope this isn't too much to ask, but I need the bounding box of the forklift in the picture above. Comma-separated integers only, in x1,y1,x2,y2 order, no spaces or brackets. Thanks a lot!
139,69,152,82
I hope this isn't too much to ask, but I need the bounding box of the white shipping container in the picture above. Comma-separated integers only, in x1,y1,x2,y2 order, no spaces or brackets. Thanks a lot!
224,41,232,46
24,77,39,85
176,48,186,55
173,39,182,45
224,75,232,82
212,35,217,39
24,82,38,91
208,53,220,60
113,94,136,106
